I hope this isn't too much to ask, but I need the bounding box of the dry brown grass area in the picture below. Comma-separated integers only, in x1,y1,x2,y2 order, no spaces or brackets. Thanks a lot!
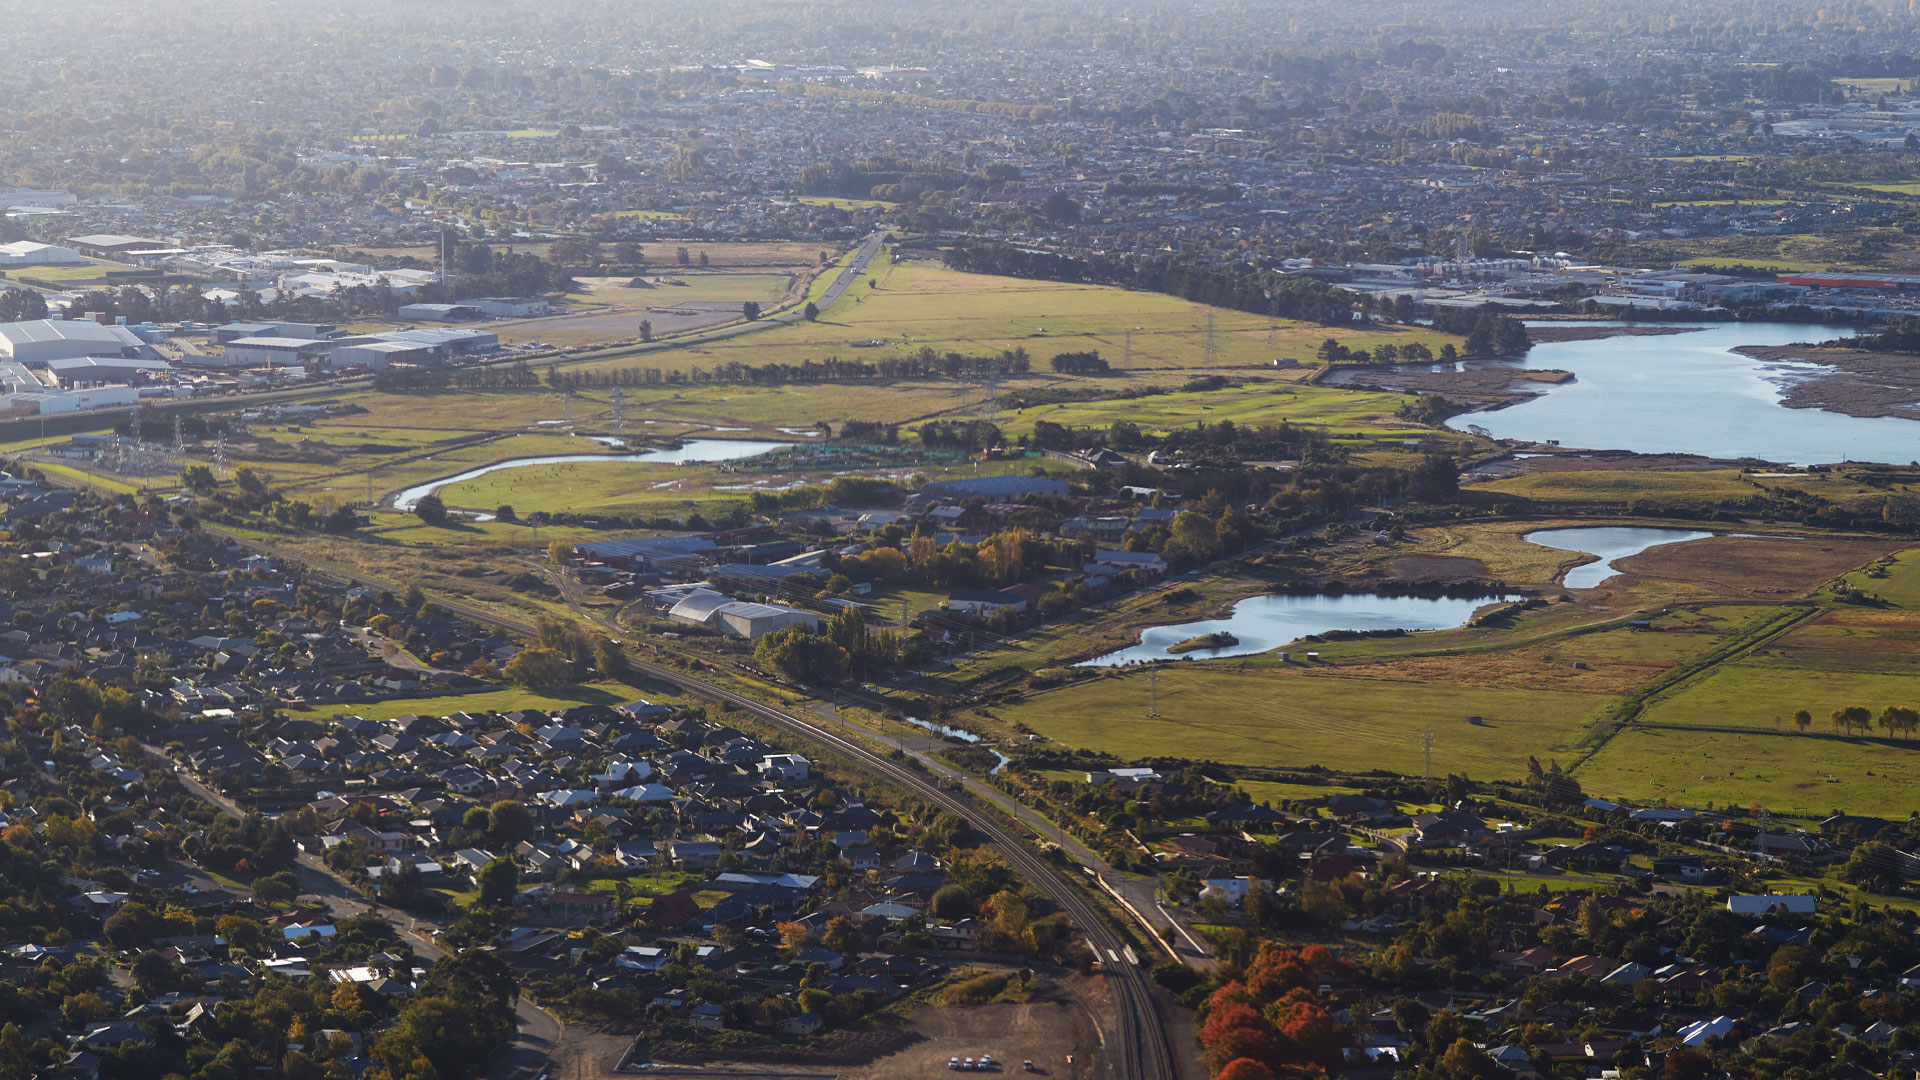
1386,554,1491,581
1616,535,1899,599
1333,649,1666,695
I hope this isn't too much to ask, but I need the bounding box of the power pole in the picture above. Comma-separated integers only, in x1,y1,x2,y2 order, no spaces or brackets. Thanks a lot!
1205,311,1217,374
1422,729,1433,782
1122,328,1132,371
610,387,625,440
1147,668,1161,718
214,432,228,478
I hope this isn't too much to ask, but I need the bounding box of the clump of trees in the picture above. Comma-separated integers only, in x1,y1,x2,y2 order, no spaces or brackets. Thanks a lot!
1197,944,1354,1080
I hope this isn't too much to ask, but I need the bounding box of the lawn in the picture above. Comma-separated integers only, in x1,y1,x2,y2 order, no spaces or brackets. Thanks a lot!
994,666,1610,782
571,869,705,896
11,259,135,283
287,680,658,722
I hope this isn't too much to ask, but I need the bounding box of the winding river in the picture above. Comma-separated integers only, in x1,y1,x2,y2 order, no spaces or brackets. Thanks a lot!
1523,526,1716,588
391,438,788,510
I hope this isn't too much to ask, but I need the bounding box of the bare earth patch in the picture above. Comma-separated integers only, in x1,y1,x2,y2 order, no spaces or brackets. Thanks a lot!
841,977,1105,1080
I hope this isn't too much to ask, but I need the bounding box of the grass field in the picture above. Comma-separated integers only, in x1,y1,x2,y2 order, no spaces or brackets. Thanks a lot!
1835,77,1916,92
10,258,135,282
1681,255,1827,272
995,666,1609,780
996,380,1426,441
797,196,899,211
567,257,1465,380
1474,469,1762,504
1838,182,1920,196
1234,779,1364,804
1575,725,1920,815
1838,547,1920,606
286,680,659,721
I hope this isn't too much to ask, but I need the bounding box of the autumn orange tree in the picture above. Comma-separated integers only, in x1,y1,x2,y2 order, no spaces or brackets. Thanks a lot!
1198,944,1355,1080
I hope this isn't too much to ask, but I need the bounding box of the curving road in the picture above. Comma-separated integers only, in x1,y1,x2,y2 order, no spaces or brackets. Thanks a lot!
135,738,564,1080
208,533,1182,1080
643,661,1182,1080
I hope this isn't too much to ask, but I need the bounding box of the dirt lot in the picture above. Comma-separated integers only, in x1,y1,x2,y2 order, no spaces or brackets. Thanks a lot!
842,975,1108,1080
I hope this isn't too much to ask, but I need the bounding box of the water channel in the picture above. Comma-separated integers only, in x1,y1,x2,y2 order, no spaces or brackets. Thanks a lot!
1446,321,1920,465
1522,526,1717,588
1078,592,1519,667
391,438,788,510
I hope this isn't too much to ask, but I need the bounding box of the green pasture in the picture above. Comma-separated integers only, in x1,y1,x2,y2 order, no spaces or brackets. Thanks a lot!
1637,653,1920,733
1836,546,1920,606
1574,725,1920,817
996,381,1420,439
1474,469,1762,505
573,258,1464,379
995,666,1609,782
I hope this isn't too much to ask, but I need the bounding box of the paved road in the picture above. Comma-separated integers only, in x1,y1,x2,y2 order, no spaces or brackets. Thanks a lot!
553,231,887,365
191,528,1182,1080
136,742,563,1080
809,701,1214,974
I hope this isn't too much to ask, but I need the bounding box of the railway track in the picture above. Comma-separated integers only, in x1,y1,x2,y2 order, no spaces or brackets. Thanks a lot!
215,534,1180,1080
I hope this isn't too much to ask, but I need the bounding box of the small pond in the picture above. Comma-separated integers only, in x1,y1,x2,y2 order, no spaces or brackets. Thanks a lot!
1078,592,1519,667
1523,526,1716,588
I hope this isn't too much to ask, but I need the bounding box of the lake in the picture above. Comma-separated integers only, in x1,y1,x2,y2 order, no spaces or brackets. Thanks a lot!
1523,526,1716,588
1077,592,1518,667
392,439,788,510
1447,322,1920,465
